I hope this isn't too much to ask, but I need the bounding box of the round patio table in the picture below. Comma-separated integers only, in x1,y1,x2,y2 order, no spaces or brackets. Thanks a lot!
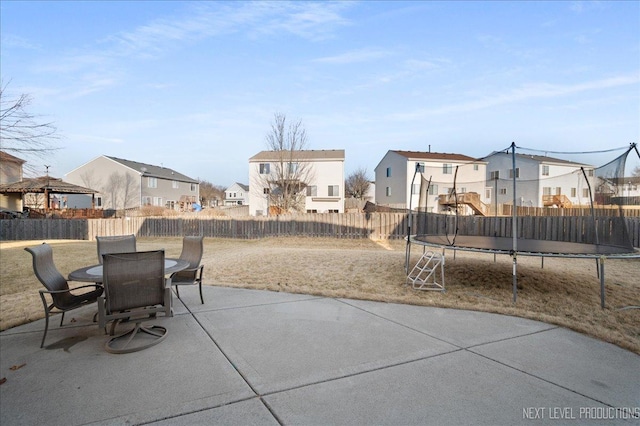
69,258,189,282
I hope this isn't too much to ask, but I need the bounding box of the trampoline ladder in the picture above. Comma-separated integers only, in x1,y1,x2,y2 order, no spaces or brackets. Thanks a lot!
406,251,445,292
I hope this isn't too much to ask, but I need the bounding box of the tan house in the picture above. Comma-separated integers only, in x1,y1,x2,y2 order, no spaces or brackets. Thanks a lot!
0,151,26,211
65,156,200,211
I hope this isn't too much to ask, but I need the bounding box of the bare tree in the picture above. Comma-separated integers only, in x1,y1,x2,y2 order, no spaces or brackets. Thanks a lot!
0,81,60,175
101,172,138,211
256,113,314,214
103,173,124,210
345,167,371,199
121,173,138,209
79,170,99,191
633,165,640,177
199,180,225,207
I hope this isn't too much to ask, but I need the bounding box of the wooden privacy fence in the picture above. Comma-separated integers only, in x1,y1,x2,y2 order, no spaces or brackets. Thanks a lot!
1,213,639,248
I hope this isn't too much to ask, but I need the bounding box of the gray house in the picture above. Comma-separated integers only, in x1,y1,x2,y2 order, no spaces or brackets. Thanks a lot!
65,156,199,211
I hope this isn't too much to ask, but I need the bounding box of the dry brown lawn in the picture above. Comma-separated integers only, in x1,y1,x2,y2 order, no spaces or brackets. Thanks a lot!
1,237,639,354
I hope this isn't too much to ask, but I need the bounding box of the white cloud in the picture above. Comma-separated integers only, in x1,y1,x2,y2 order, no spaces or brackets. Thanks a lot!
1,34,38,50
390,73,640,120
314,48,391,64
68,134,125,145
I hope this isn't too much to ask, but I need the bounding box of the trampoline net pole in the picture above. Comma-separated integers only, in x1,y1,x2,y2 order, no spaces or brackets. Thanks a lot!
511,142,518,303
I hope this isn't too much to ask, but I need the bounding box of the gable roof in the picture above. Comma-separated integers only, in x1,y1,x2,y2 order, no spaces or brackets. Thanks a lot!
106,156,198,183
249,149,345,161
392,150,481,163
0,176,97,194
0,151,26,164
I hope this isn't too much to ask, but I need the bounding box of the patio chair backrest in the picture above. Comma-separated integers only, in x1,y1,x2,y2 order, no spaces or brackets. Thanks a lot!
24,243,72,308
179,236,204,269
96,234,136,264
172,236,204,282
102,250,166,313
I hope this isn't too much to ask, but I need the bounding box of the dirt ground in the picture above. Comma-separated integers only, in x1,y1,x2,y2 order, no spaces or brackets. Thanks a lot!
1,237,639,354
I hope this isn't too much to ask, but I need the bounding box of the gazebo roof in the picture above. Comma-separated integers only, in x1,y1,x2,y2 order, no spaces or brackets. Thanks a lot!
0,176,97,195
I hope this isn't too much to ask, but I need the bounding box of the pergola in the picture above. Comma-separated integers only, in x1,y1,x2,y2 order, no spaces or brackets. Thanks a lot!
0,176,97,211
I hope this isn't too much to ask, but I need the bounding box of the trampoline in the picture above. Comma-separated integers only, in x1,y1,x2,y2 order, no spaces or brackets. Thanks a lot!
404,142,640,308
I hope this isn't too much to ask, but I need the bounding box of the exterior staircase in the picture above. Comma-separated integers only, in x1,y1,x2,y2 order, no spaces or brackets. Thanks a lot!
438,192,489,216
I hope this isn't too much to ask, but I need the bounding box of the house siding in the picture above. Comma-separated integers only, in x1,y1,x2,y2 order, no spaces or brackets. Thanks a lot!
65,156,199,210
249,150,345,216
375,151,487,212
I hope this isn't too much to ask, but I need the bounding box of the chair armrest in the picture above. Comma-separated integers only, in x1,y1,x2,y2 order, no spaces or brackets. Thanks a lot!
39,284,102,295
164,277,172,289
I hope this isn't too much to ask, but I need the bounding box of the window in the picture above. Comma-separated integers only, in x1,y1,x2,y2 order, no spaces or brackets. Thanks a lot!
485,188,491,199
147,177,157,188
263,188,270,194
96,197,102,207
287,162,298,174
543,187,552,195
412,184,420,194
142,196,152,205
583,188,589,197
443,164,452,174
415,162,425,173
328,185,339,196
386,187,391,196
542,165,550,176
306,185,317,196
172,180,179,189
459,187,466,193
490,171,500,180
474,164,479,171
386,167,391,177
256,209,264,216
328,209,339,213
190,183,196,191
259,163,270,174
571,188,577,197
428,184,438,195
509,168,520,178
306,209,318,213
499,188,507,195
155,197,163,206
587,169,594,177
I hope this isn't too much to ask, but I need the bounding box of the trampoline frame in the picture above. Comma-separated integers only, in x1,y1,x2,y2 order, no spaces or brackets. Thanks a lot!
404,142,640,309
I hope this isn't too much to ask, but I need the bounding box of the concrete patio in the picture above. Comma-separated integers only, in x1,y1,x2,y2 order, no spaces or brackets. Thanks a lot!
1,286,638,425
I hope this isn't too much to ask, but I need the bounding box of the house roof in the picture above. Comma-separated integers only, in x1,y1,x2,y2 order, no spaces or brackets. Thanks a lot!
106,156,198,183
0,176,97,194
392,150,481,163
0,151,26,164
249,149,345,161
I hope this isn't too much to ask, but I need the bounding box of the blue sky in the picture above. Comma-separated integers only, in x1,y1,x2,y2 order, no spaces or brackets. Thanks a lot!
2,1,639,186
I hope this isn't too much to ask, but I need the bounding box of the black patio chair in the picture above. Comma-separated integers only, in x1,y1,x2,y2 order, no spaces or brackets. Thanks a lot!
171,236,205,304
25,243,103,348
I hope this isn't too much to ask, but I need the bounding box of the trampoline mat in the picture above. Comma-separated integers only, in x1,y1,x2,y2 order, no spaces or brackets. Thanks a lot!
413,235,635,256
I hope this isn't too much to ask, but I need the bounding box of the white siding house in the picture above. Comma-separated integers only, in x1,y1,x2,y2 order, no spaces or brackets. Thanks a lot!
248,149,345,216
374,151,488,213
224,183,249,205
484,152,595,208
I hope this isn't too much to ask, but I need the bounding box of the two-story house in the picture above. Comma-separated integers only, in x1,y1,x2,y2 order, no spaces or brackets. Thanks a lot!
248,149,345,216
224,183,249,205
65,156,199,211
375,150,488,214
484,152,595,208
